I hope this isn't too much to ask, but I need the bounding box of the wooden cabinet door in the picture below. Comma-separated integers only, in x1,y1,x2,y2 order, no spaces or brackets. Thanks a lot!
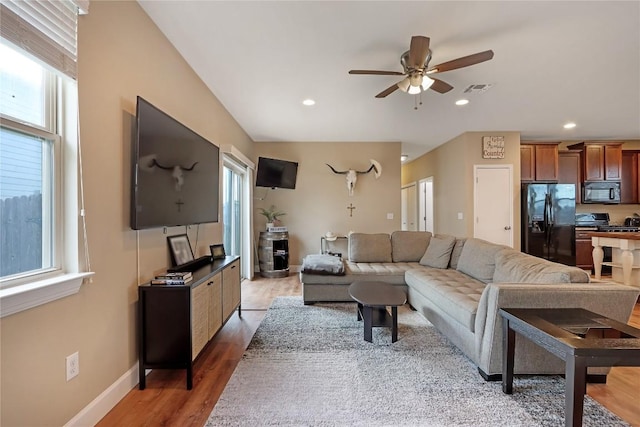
621,151,639,204
583,145,605,181
575,239,594,271
558,151,581,203
534,144,558,181
520,145,535,181
207,273,223,340
604,144,622,180
191,283,208,359
222,259,241,321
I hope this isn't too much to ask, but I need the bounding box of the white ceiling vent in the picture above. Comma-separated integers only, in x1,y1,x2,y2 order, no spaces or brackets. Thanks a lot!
463,84,493,94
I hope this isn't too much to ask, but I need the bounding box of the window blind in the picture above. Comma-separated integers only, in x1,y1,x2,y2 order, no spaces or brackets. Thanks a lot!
0,0,88,79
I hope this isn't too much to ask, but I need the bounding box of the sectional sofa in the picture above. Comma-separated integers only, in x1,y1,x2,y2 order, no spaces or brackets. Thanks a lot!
300,231,640,380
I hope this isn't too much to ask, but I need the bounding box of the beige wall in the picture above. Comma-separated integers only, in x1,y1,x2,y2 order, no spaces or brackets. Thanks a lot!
253,141,401,266
402,131,522,248
0,2,253,426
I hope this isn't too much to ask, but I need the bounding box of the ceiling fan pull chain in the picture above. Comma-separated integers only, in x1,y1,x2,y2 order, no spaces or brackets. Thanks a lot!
414,95,418,110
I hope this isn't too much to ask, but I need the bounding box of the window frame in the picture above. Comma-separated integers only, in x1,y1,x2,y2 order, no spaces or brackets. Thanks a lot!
0,42,92,318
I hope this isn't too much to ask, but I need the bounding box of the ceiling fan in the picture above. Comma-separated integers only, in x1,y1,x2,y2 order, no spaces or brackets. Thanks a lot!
349,35,494,99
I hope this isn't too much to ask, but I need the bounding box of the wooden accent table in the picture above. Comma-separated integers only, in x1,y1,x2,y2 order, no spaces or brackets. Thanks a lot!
500,308,640,427
348,281,406,343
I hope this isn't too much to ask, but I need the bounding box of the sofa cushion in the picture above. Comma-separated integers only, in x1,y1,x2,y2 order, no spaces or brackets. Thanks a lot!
419,234,456,268
448,238,467,269
456,238,507,283
349,233,392,263
493,249,589,283
391,231,432,262
405,267,486,331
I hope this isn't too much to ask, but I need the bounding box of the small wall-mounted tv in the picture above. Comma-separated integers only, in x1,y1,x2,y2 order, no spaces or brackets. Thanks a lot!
131,96,220,230
255,157,298,189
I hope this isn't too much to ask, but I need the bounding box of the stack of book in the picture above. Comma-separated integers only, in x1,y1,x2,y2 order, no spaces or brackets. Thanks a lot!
150,271,193,285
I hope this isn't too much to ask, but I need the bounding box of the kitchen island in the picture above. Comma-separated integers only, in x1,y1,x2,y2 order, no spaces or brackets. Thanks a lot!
591,232,640,288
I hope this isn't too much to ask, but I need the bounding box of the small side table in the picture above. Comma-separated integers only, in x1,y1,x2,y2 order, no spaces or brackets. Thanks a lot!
348,281,406,343
320,235,347,256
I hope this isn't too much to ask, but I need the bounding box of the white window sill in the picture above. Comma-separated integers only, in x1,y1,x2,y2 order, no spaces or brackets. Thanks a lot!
0,272,94,318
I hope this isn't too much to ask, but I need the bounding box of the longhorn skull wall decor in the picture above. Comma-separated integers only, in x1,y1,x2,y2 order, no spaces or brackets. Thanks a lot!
139,154,198,192
326,159,382,196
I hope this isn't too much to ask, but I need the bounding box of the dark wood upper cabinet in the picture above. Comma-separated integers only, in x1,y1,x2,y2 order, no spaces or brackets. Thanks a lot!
520,145,535,181
558,150,581,204
567,141,623,181
621,151,639,204
520,142,559,181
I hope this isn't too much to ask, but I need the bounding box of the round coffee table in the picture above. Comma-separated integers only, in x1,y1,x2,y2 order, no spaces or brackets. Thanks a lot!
348,281,407,343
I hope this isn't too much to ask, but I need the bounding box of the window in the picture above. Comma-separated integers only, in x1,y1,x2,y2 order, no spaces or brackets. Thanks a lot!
0,43,61,285
0,1,91,318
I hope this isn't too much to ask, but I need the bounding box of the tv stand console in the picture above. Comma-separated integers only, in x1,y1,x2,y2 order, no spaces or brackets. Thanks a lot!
138,256,241,390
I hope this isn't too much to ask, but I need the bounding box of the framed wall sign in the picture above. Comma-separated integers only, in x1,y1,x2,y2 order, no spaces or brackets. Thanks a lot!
482,136,505,159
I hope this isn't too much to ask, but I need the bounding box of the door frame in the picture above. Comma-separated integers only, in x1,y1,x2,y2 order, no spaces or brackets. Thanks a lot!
418,176,434,233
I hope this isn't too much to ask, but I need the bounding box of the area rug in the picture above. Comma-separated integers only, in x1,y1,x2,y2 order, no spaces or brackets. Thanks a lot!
206,297,627,426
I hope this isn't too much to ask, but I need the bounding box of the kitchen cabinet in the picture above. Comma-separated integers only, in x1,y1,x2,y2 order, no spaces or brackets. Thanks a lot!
558,150,581,204
567,141,623,181
575,229,594,272
138,256,240,390
621,151,639,204
520,142,559,181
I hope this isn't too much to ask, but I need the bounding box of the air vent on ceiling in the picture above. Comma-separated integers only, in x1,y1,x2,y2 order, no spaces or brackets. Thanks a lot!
463,84,493,94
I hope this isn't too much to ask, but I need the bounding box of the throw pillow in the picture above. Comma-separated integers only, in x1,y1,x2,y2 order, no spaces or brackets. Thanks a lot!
419,234,456,269
448,238,467,269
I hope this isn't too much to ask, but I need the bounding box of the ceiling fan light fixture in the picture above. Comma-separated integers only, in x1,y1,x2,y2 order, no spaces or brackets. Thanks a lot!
421,76,434,90
408,85,422,95
397,77,411,92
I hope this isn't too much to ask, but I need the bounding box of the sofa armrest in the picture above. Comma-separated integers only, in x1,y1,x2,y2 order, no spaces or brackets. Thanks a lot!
474,282,640,375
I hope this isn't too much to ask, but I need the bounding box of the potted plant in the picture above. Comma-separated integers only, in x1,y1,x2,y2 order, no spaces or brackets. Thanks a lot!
258,205,286,229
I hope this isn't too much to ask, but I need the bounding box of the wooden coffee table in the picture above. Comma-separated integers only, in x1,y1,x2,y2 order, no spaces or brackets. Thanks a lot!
348,281,406,343
499,308,640,427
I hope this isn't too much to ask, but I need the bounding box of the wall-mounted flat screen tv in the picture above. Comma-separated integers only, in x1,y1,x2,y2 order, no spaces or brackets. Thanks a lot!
255,157,298,189
131,96,220,230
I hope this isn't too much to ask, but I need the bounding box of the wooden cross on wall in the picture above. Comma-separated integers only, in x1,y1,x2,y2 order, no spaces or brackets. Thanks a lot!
347,203,355,217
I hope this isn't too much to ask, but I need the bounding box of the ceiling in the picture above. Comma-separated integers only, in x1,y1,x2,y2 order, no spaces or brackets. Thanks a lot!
137,1,640,162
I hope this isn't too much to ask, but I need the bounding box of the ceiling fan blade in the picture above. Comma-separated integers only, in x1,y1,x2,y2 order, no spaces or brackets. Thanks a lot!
427,50,494,74
349,70,404,75
375,83,400,98
408,36,430,69
429,78,454,94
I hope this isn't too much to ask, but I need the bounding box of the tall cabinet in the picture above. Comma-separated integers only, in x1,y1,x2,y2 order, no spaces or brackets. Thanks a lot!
138,256,241,390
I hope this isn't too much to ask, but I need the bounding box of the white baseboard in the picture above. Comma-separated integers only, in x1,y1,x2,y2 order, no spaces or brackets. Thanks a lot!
64,363,143,427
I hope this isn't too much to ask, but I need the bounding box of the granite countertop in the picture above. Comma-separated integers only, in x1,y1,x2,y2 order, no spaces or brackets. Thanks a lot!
588,232,640,240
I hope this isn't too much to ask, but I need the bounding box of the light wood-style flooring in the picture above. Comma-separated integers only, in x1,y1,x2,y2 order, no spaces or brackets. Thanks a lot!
97,275,640,426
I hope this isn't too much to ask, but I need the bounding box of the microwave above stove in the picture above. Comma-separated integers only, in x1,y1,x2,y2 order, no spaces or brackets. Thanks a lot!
582,181,621,204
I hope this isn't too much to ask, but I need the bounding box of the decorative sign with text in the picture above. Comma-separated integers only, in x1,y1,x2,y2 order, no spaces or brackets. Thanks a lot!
482,136,505,159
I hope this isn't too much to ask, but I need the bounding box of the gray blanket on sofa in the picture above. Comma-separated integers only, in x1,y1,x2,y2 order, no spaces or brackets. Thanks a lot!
301,254,345,276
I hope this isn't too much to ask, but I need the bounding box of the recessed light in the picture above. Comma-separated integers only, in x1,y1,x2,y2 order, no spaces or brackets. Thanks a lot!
401,154,408,162
455,99,469,106
563,122,576,129
302,99,315,106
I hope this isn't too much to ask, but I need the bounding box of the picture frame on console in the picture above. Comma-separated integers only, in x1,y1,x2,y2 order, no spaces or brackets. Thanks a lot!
210,244,226,259
168,234,194,266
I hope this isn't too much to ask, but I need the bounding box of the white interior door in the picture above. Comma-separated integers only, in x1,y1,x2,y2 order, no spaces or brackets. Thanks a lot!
418,177,434,233
401,184,417,231
474,165,513,247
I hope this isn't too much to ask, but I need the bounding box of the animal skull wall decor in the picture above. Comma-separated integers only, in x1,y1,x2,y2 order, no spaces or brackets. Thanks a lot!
139,154,198,192
326,159,382,196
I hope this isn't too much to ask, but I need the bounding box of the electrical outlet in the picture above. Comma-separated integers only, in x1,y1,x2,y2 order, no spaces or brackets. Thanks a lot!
66,352,79,381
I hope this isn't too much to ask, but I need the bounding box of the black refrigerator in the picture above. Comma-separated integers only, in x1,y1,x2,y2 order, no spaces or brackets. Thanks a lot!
521,183,576,265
